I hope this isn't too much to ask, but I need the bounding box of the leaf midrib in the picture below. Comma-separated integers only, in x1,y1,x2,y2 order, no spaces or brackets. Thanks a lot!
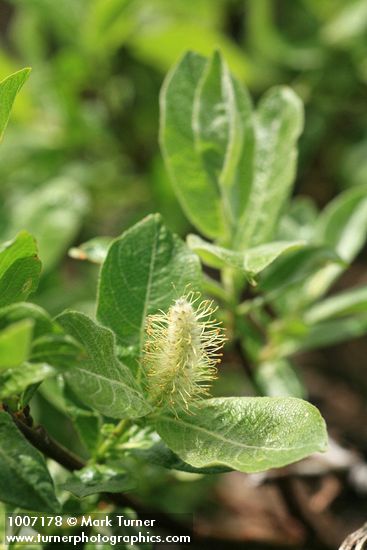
69,366,143,401
159,415,316,453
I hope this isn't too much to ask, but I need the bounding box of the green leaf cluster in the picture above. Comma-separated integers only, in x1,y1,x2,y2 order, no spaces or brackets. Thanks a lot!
0,57,342,523
161,51,367,399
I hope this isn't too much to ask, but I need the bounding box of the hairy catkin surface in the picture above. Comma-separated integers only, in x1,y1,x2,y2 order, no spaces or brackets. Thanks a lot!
143,293,225,414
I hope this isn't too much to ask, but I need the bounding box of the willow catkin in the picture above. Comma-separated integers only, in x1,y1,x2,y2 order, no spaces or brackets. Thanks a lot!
143,292,225,414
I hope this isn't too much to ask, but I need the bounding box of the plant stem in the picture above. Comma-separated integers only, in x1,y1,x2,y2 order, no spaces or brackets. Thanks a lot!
234,339,263,395
95,418,131,461
11,412,85,471
8,411,197,540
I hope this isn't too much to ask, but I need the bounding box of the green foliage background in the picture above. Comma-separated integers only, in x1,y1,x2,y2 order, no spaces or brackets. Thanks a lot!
0,0,365,309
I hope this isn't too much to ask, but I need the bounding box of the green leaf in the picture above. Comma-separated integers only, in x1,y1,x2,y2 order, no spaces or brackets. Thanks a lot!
292,316,367,353
316,185,367,261
0,411,60,512
254,359,305,398
8,178,89,272
56,311,151,419
0,302,56,339
258,246,342,295
302,185,367,301
0,232,41,307
30,334,82,369
0,320,33,369
69,236,113,264
193,51,254,228
187,234,305,279
135,441,231,474
155,397,327,473
97,214,201,355
71,413,101,455
0,308,56,406
40,377,102,454
160,52,303,245
160,52,225,239
0,257,41,308
277,196,318,241
0,362,56,400
63,382,102,454
61,465,134,498
234,86,304,249
0,68,31,142
262,310,367,359
187,234,243,270
243,241,307,281
83,0,136,54
304,285,367,324
0,231,37,278
322,0,367,44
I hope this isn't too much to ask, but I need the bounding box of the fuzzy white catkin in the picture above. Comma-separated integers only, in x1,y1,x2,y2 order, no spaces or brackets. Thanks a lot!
143,293,225,414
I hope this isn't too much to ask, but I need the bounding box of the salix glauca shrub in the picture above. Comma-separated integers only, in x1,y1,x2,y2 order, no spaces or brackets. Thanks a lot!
2,49,367,517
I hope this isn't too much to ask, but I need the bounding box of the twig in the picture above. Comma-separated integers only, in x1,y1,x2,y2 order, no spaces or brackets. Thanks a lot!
9,413,193,534
11,412,305,547
339,523,367,550
12,413,85,471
